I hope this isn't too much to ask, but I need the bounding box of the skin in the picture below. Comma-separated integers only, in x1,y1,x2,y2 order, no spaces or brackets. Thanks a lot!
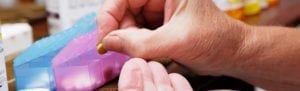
97,0,300,90
119,58,192,91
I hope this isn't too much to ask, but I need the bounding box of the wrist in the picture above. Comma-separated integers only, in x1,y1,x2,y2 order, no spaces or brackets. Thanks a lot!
220,20,254,76
195,18,252,76
225,23,265,77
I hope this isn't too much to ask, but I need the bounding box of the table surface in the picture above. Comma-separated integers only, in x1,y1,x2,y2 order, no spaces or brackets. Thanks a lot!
2,0,300,91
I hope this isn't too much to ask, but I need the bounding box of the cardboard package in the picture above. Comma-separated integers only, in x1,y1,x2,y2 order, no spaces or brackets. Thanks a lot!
46,0,103,34
0,24,8,91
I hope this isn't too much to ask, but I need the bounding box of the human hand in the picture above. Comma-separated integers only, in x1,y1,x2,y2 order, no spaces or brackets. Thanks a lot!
118,58,192,91
98,0,249,76
97,0,176,40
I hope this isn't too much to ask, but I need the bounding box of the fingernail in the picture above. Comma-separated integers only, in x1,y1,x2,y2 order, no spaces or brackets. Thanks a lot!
97,42,107,54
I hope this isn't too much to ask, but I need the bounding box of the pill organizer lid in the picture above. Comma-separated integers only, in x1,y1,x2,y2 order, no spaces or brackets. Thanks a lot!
14,13,96,67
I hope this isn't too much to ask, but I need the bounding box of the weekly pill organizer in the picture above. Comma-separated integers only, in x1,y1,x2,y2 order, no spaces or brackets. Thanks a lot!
13,13,129,91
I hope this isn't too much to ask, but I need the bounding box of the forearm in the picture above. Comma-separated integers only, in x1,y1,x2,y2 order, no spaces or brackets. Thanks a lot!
229,25,300,90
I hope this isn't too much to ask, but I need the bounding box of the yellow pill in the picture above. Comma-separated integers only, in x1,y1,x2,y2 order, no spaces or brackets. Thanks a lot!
97,43,107,54
244,0,262,16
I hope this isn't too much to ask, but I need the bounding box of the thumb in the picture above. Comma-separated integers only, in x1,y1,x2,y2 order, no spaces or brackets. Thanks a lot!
102,28,169,59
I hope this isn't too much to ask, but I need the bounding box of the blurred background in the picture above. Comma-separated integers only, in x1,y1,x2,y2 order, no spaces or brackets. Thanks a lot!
0,0,299,91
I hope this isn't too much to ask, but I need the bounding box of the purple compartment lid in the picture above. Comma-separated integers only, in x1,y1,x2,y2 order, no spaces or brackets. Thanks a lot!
52,30,129,90
53,30,129,66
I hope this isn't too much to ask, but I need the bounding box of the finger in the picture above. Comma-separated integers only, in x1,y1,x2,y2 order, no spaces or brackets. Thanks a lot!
148,61,174,91
97,0,148,40
127,0,148,15
169,73,193,91
97,0,126,40
143,0,165,28
132,58,157,91
120,12,136,29
102,27,167,59
118,58,143,91
164,0,179,23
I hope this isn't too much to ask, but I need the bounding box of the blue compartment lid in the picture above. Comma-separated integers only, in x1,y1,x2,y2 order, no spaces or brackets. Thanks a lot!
14,12,97,67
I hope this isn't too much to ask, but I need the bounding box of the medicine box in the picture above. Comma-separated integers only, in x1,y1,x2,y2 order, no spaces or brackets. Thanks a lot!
1,23,33,57
46,0,103,34
13,13,96,90
0,48,7,91
0,24,8,91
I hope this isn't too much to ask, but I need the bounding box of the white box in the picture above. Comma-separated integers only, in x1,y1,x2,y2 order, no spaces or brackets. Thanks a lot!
0,24,8,91
46,0,104,35
1,23,33,57
0,0,16,8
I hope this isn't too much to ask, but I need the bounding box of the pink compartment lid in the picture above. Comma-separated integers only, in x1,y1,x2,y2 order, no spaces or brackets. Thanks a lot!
52,30,129,91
